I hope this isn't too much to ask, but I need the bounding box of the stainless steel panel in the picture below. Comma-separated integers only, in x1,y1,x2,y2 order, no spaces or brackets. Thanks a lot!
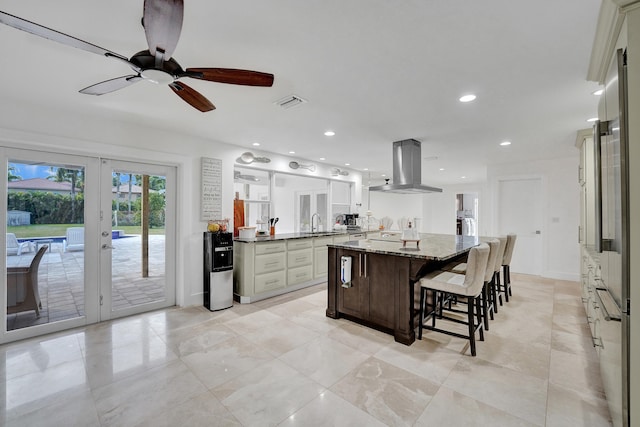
209,269,233,311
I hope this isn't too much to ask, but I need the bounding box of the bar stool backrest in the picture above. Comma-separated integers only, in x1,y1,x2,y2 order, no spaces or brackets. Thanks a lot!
494,237,507,274
485,239,500,283
464,243,490,296
503,234,517,266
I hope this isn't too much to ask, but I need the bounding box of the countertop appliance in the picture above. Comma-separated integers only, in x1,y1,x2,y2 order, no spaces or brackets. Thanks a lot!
344,213,359,226
203,231,234,311
595,48,629,427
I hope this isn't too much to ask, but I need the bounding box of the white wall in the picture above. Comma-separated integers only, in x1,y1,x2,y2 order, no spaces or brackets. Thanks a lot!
368,191,424,231
0,100,361,307
487,156,581,280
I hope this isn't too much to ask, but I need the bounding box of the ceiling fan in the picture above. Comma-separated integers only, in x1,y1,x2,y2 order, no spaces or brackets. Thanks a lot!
0,0,274,112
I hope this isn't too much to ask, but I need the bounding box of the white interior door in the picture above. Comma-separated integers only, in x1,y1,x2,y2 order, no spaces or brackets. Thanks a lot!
497,177,543,275
99,159,176,320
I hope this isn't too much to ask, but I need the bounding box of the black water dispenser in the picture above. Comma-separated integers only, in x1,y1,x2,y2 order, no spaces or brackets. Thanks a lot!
203,231,234,311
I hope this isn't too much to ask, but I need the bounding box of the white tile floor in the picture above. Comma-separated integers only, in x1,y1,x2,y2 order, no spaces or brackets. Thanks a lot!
0,273,612,426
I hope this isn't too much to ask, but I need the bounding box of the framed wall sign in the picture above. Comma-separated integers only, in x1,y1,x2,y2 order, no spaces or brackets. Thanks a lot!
201,157,222,221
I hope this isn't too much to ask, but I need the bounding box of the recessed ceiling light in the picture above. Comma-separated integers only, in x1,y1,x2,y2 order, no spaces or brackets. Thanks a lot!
459,94,476,103
289,151,295,154
461,176,466,179
319,157,326,161
381,174,386,177
363,168,369,171
500,141,512,146
252,142,260,146
439,168,445,171
587,117,598,122
324,130,335,136
344,163,350,166
593,89,604,96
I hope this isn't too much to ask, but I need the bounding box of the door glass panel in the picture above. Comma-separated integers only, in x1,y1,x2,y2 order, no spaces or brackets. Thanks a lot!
298,193,311,232
110,170,166,311
6,161,85,331
316,193,328,231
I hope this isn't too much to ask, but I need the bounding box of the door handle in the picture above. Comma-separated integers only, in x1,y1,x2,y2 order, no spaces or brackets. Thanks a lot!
535,230,541,234
102,244,114,250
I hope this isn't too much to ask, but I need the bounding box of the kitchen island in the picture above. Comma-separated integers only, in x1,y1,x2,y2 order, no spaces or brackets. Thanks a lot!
326,233,485,345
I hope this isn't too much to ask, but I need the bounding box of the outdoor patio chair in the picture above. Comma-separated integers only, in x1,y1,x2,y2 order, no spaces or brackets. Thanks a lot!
7,245,47,317
63,227,84,252
6,233,33,256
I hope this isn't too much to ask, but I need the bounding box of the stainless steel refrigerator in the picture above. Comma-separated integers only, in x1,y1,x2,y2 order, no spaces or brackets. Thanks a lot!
594,48,629,427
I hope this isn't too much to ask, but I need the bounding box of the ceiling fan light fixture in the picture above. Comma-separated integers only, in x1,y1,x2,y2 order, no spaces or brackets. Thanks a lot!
140,68,174,85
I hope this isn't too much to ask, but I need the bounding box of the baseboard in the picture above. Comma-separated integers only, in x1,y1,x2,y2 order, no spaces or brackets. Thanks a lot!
542,270,580,282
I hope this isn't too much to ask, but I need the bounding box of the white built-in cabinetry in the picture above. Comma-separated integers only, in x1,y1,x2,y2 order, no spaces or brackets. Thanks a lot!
234,234,347,303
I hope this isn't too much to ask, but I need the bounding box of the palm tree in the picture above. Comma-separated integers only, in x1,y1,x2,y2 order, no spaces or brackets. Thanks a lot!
7,164,22,181
128,173,133,212
48,167,84,223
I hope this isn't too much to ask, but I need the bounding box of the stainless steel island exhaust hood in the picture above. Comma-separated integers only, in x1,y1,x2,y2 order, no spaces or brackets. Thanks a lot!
369,139,443,194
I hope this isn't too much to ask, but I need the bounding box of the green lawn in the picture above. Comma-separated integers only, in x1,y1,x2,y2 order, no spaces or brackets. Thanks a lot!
7,224,165,238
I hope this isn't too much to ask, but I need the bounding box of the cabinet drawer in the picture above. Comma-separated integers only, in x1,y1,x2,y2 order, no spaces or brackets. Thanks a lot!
332,235,350,244
288,265,313,286
288,248,313,268
255,271,286,293
255,242,285,255
314,237,333,247
287,239,313,251
255,253,286,274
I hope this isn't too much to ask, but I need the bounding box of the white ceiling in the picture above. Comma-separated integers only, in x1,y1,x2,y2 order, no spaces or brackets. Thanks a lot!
0,1,602,185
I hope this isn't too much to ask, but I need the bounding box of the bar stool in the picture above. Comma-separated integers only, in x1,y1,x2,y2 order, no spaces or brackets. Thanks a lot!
501,234,517,302
492,237,508,310
418,243,490,356
440,239,500,328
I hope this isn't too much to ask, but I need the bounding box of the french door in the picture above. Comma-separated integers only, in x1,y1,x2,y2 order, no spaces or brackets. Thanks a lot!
2,148,176,344
99,159,176,320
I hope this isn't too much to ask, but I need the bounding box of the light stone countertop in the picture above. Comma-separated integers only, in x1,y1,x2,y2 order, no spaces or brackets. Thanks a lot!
328,233,492,261
234,231,348,243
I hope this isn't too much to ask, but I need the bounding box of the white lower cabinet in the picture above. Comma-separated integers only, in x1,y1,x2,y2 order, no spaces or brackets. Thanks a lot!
288,266,314,286
234,234,345,303
255,271,286,293
255,252,286,274
313,237,332,279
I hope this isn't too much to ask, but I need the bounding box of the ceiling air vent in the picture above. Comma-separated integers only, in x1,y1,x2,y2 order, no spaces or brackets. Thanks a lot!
274,95,307,109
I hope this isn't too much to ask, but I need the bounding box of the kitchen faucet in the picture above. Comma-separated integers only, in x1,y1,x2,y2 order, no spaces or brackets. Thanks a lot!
311,213,321,232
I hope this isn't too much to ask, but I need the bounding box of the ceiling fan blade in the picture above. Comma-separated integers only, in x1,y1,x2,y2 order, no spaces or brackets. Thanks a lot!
80,75,143,95
185,68,274,87
169,81,215,112
0,10,129,63
143,0,183,60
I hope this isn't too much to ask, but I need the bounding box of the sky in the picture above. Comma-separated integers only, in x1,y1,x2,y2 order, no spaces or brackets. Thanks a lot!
9,163,52,180
9,163,134,183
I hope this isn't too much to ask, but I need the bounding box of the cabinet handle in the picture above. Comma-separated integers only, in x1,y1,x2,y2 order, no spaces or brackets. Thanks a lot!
363,254,368,277
295,257,306,262
265,261,280,267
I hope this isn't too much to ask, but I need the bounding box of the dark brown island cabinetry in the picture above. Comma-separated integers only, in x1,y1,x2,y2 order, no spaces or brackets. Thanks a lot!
327,247,434,345
326,234,486,345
